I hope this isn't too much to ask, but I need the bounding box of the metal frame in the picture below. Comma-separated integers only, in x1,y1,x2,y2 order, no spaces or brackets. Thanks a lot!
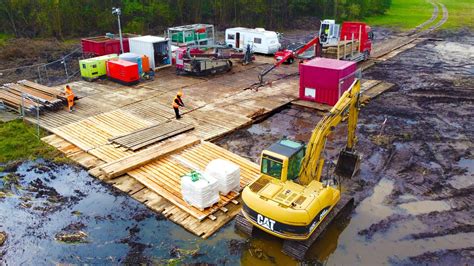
167,24,215,46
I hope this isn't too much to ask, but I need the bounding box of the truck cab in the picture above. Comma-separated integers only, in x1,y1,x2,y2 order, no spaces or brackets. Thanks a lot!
340,22,374,57
319,20,340,46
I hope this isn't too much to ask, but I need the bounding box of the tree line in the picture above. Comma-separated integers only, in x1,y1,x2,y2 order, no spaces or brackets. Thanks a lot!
0,0,391,39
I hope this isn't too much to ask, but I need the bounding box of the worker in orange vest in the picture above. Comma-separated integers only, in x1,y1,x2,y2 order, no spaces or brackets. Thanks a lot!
172,91,185,119
64,85,75,112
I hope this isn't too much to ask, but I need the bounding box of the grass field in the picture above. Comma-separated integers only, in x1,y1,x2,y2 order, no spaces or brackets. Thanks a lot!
0,120,63,163
364,0,433,30
440,0,474,29
364,0,473,30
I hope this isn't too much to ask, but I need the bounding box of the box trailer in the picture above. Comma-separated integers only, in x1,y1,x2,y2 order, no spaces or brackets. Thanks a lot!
168,24,215,46
107,59,140,86
225,27,281,55
299,58,356,106
81,36,130,56
79,54,118,81
129,36,171,70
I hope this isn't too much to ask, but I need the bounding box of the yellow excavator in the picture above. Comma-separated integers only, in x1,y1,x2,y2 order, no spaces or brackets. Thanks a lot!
235,79,362,260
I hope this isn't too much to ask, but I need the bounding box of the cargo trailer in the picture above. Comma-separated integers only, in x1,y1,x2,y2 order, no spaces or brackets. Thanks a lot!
299,58,356,106
79,54,118,81
129,36,171,70
168,24,215,46
106,59,140,85
225,27,281,55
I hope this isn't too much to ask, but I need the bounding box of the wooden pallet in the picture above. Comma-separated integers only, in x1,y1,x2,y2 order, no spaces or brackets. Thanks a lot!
110,120,195,151
126,141,260,221
42,134,258,237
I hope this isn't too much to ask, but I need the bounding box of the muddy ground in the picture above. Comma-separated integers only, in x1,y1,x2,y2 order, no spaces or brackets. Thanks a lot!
218,29,474,264
1,29,473,264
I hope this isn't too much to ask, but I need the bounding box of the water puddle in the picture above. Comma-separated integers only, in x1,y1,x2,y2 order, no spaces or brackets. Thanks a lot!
448,157,474,189
399,200,451,215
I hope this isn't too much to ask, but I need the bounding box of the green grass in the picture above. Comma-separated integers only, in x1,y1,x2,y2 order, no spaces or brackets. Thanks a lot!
0,120,63,163
363,0,474,30
0,33,13,47
439,0,474,29
364,0,434,30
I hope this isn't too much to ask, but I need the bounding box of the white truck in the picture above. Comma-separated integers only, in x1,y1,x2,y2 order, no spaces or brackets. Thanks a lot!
225,27,281,55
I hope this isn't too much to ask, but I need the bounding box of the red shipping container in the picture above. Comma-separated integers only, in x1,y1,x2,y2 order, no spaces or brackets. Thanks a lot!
81,36,130,56
107,59,140,85
299,58,357,106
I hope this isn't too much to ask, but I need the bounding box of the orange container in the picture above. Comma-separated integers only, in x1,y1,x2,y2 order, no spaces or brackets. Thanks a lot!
141,55,150,72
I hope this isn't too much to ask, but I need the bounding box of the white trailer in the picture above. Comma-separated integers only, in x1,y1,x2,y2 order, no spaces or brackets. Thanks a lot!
225,27,281,55
129,35,172,70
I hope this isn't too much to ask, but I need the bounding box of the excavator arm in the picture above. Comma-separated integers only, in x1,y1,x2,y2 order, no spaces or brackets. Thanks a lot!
298,79,361,185
258,37,321,84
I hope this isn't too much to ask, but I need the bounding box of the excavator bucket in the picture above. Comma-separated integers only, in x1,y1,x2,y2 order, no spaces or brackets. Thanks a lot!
335,149,361,178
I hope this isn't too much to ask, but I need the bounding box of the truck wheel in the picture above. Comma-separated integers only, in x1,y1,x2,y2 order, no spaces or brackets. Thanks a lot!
364,51,370,60
288,58,294,64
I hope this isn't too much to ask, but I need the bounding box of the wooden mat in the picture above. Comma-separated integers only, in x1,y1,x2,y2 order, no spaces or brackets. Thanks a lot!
110,120,194,151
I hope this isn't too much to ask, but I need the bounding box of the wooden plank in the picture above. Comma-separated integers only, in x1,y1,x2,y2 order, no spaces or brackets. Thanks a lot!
99,136,201,179
111,121,195,151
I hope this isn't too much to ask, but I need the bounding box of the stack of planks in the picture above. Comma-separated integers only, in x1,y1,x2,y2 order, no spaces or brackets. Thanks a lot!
0,80,65,113
323,39,360,60
110,120,195,151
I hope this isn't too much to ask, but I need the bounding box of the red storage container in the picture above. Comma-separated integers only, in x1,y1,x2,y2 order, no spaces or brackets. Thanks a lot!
106,59,140,85
299,58,357,106
81,36,130,56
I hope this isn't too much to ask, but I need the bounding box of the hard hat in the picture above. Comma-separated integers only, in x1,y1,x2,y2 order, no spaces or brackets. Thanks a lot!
177,91,183,97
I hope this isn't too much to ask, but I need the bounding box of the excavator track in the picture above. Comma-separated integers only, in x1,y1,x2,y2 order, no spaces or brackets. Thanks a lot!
282,195,354,261
235,212,254,236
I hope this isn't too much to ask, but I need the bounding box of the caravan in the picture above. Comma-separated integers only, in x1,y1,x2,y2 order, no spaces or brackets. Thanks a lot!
225,27,280,55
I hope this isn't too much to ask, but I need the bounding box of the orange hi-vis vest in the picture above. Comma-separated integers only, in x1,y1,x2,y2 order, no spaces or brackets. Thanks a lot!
172,96,184,108
65,87,74,101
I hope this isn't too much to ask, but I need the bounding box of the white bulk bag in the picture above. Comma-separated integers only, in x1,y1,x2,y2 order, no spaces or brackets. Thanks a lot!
205,159,241,195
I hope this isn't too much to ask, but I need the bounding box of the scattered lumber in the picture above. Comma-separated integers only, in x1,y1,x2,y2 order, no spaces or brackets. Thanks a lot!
98,136,201,180
110,120,195,151
0,80,66,113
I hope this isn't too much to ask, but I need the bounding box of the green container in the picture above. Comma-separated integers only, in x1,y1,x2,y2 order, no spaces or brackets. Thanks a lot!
172,32,183,43
197,32,207,40
184,31,195,42
79,54,118,81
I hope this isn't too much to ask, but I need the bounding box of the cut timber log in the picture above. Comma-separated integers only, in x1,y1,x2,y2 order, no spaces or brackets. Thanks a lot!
98,136,201,180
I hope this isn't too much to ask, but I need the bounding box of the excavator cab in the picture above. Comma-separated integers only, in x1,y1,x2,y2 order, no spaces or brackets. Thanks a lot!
260,139,305,182
335,149,361,178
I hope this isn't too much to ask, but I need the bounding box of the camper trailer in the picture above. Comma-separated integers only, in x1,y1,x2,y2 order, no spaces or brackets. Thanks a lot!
225,27,280,55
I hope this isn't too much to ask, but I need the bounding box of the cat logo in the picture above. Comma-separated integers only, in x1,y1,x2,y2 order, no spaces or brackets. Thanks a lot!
257,214,276,231
319,208,329,220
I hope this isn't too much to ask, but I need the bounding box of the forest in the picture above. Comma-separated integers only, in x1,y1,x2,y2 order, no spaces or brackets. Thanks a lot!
0,0,391,38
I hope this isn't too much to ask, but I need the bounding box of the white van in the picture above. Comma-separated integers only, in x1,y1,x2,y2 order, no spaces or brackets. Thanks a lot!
225,27,281,55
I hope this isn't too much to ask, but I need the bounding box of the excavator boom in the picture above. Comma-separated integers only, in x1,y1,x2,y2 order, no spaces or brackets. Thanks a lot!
298,79,361,184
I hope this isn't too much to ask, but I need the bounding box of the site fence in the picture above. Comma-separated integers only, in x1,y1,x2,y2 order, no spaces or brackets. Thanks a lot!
0,47,84,87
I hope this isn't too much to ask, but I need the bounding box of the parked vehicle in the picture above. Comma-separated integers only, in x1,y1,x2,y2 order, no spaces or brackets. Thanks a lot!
225,27,281,55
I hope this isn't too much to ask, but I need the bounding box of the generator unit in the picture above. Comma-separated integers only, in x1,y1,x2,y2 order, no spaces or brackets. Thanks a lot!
79,54,118,81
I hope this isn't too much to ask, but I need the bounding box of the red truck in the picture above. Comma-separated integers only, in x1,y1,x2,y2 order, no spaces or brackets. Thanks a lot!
274,20,373,64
